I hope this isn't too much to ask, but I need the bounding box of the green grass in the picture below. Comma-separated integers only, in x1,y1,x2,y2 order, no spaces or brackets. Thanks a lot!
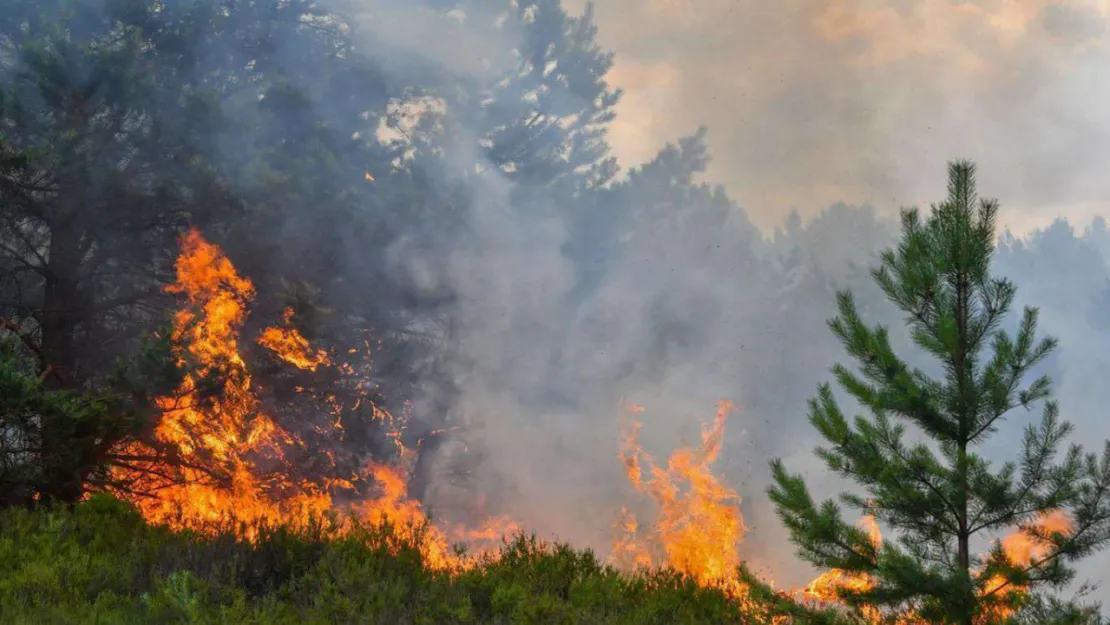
0,495,776,624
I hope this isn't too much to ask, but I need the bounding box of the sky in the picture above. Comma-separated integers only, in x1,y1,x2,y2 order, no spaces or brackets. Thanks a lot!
564,0,1110,235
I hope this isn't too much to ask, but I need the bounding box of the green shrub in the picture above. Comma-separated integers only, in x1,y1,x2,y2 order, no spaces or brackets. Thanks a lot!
0,496,774,624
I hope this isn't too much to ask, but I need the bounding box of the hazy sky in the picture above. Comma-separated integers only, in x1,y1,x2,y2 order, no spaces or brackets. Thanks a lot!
564,0,1110,234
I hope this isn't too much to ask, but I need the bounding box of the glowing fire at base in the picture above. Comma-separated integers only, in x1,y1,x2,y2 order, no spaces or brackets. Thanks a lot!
800,515,885,622
612,400,748,597
106,229,505,570
798,510,1074,623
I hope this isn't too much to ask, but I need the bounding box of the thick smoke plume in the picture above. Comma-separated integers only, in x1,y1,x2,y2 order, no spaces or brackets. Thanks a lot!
355,0,1110,600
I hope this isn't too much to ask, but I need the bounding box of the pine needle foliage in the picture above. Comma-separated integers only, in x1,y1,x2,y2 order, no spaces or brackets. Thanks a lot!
768,161,1110,625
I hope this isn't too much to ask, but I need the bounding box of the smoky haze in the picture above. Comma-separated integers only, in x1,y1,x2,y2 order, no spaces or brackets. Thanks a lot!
564,0,1110,235
346,0,1110,602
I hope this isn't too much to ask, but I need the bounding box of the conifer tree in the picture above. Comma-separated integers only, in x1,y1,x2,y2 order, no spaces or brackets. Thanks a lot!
768,161,1110,624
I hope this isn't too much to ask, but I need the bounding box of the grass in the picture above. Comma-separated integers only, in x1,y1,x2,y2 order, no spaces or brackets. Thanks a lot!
0,495,775,624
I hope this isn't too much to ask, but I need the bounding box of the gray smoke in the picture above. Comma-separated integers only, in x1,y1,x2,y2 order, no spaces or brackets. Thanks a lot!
342,0,1110,605
564,0,1110,235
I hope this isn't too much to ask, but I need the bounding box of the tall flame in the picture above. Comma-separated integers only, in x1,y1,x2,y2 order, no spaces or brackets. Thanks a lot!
110,230,331,531
612,400,747,596
106,229,508,569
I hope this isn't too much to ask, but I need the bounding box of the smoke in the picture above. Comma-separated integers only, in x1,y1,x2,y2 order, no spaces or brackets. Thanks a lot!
564,0,1110,235
343,0,1110,601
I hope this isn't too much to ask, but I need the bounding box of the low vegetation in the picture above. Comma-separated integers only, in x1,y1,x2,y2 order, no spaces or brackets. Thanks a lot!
0,495,766,625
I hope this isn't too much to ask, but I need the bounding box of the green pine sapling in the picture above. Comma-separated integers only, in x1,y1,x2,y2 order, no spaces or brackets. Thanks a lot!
767,161,1110,624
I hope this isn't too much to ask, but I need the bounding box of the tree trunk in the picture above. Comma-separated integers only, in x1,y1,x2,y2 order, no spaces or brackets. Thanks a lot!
41,219,79,386
408,428,445,505
37,213,86,504
955,256,975,625
957,442,973,625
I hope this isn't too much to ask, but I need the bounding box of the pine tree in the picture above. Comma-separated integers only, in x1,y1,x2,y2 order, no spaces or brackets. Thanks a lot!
767,161,1110,624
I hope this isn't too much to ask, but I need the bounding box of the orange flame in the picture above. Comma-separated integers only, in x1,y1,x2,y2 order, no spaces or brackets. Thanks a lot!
108,230,331,532
800,515,884,622
349,464,459,571
980,509,1074,622
105,229,511,569
998,509,1072,566
102,229,1079,618
800,510,1075,623
612,400,747,596
257,307,331,371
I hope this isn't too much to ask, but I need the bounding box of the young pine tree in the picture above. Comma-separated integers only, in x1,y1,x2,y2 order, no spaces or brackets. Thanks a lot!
768,161,1110,624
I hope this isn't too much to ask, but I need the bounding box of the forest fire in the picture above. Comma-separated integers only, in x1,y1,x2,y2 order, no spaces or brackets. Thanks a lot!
107,229,332,532
98,228,1082,618
103,228,764,588
106,228,762,591
105,230,503,570
612,400,748,597
607,400,1077,622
